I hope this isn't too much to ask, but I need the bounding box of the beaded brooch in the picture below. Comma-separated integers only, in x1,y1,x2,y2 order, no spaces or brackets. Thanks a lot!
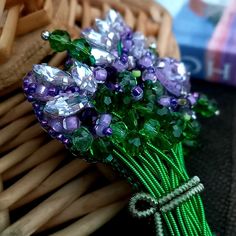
23,10,218,235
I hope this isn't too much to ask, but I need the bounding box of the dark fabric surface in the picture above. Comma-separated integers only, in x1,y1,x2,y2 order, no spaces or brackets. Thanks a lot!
92,80,236,236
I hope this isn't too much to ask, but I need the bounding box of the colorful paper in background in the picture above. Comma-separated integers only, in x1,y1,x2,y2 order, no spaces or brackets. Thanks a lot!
157,0,236,86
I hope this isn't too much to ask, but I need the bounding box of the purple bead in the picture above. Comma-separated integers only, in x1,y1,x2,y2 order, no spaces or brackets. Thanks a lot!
23,86,29,94
62,138,70,145
28,83,37,93
148,67,155,73
35,84,48,97
93,67,107,83
36,110,43,118
112,59,128,72
33,103,40,110
158,96,171,107
132,86,143,96
122,47,129,54
70,86,80,93
138,56,153,69
98,114,112,126
95,124,106,137
132,86,143,101
120,54,128,64
155,58,190,97
170,98,178,110
27,95,34,102
48,87,58,96
103,127,112,136
49,119,63,133
142,70,157,82
56,134,64,141
41,120,48,128
114,83,121,92
122,39,133,50
63,116,80,132
187,94,197,105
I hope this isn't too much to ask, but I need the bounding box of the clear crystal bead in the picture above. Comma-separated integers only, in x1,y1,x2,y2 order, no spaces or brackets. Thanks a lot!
44,93,88,117
95,19,110,34
70,62,97,94
91,47,115,65
81,28,110,49
33,64,75,87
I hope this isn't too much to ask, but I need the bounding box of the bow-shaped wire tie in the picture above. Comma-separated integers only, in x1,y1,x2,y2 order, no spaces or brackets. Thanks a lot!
129,176,204,236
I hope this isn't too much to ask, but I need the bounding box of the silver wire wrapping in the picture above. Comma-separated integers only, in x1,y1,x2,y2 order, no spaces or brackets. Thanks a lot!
129,176,204,236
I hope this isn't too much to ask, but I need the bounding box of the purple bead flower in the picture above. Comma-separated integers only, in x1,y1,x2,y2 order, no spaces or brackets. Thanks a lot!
155,58,190,97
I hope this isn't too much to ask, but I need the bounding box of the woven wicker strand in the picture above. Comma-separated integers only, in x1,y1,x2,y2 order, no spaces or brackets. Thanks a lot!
0,0,181,235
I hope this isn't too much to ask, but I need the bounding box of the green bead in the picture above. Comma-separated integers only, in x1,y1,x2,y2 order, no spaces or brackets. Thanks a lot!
132,70,141,78
173,125,182,138
110,122,128,143
106,154,113,162
48,30,71,52
71,126,93,153
119,72,137,92
104,96,112,105
157,107,168,116
68,38,92,63
129,137,141,147
117,40,122,56
139,119,160,139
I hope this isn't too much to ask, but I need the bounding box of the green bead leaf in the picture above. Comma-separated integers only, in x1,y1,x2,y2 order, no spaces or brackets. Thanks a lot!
71,126,93,153
173,125,182,138
49,30,71,52
110,122,128,143
139,119,160,139
193,94,218,117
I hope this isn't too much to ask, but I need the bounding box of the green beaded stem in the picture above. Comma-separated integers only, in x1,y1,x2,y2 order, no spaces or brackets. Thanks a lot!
112,141,211,236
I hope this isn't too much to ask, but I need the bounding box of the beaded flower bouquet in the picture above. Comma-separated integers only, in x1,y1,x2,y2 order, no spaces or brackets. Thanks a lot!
23,10,218,235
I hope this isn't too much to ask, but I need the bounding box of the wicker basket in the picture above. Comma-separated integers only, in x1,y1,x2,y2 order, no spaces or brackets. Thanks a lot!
0,0,180,235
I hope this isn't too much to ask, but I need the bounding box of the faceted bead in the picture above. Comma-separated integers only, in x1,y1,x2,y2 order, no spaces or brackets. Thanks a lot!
95,124,106,137
68,38,91,63
93,67,107,83
34,84,49,101
70,62,97,94
122,39,133,50
33,64,75,87
131,86,143,101
48,30,71,52
90,47,115,65
95,19,110,34
48,86,59,96
49,119,63,133
28,83,37,93
155,58,190,97
142,70,157,82
170,98,178,110
44,93,89,117
81,28,110,49
138,56,153,69
112,59,128,72
63,116,80,132
97,114,112,126
71,127,93,152
158,96,171,107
